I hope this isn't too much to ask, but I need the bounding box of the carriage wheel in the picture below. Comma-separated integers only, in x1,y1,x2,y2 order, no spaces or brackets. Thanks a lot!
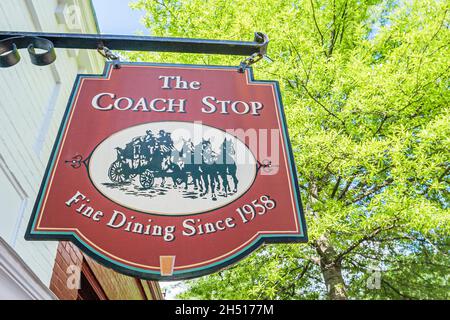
108,161,127,183
140,169,154,189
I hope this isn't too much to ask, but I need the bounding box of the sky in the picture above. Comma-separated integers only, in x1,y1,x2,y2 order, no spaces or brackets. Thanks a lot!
91,0,147,35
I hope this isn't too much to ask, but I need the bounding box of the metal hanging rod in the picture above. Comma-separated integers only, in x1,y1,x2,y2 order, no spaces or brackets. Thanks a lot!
0,31,269,68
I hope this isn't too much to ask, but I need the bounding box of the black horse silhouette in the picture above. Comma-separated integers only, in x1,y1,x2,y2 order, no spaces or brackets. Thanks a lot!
197,139,218,201
172,138,203,192
216,138,239,196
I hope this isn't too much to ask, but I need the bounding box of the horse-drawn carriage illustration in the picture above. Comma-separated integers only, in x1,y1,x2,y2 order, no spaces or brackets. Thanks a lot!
107,128,239,201
108,129,182,189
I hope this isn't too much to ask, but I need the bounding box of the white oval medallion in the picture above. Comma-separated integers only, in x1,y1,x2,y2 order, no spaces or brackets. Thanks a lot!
88,121,257,215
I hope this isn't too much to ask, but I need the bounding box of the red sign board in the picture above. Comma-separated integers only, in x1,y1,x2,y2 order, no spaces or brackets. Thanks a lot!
26,63,307,280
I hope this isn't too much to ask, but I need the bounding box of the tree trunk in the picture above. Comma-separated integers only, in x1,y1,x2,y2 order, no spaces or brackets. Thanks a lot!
316,235,347,300
320,260,347,300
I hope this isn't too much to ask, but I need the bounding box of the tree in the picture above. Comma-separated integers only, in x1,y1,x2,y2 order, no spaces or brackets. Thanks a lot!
127,0,450,299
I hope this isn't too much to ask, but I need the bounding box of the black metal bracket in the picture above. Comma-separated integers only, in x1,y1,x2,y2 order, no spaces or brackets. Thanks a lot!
0,31,269,69
238,32,269,73
0,36,56,68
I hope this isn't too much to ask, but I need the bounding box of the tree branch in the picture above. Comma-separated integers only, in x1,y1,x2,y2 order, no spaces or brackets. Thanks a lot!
331,176,342,198
336,220,399,262
372,114,389,137
299,80,347,128
337,176,355,200
381,279,417,300
345,178,394,205
309,0,324,47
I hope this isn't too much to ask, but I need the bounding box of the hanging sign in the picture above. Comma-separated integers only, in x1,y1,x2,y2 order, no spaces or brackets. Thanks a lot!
26,62,307,280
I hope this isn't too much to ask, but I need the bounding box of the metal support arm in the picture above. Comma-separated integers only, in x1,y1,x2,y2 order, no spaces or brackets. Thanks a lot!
0,31,269,68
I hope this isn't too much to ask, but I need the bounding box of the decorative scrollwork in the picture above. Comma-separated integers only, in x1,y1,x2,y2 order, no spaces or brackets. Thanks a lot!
0,36,56,68
65,155,83,169
257,159,278,174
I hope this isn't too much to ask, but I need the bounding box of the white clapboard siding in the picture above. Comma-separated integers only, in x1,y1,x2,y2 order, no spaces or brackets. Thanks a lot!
0,0,103,286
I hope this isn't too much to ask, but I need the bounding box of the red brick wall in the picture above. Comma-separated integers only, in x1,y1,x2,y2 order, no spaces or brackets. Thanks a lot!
50,241,162,300
50,241,83,300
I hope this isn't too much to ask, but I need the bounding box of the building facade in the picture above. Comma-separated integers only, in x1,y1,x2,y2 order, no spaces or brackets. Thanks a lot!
0,0,163,300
